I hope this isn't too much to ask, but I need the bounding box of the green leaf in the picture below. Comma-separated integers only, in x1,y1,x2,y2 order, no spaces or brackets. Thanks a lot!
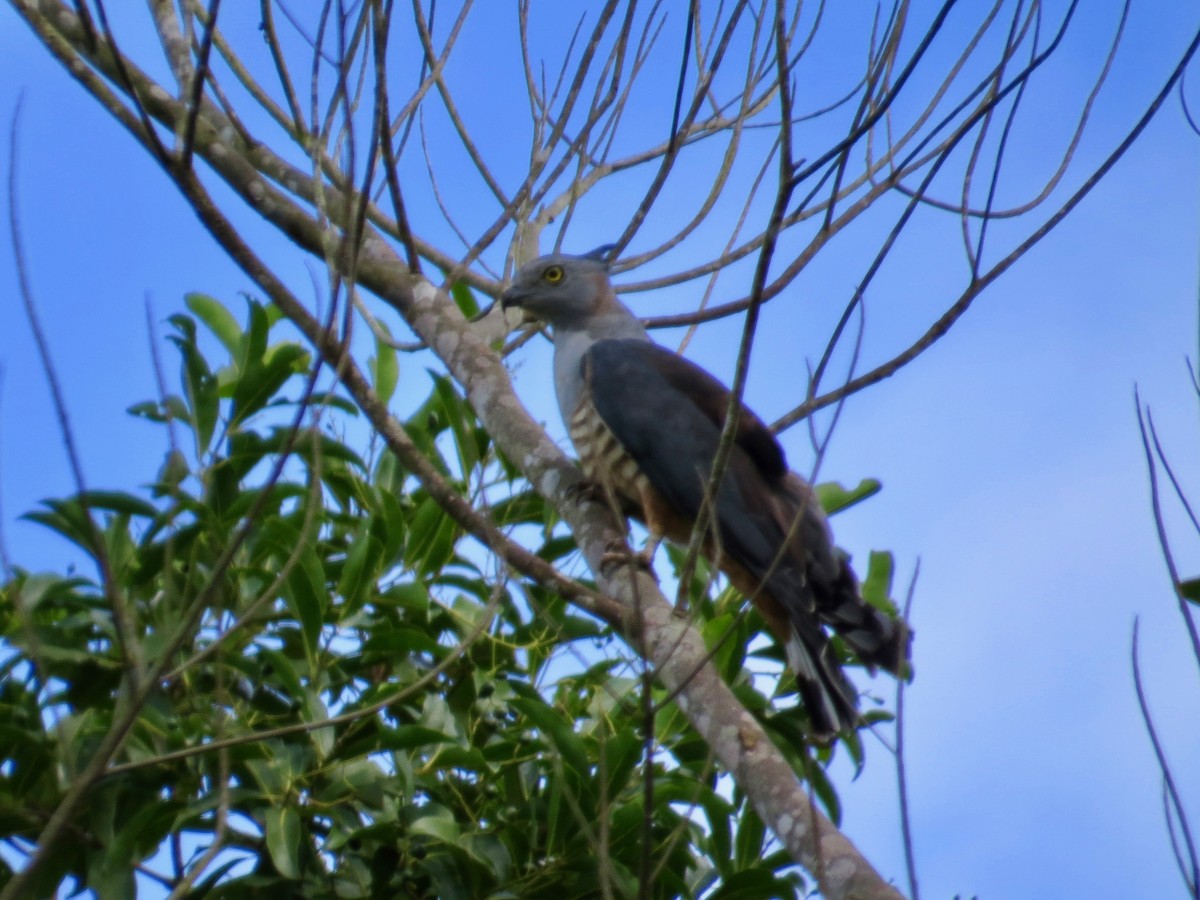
410,805,460,844
450,280,480,318
186,293,242,356
246,757,288,796
537,534,580,563
405,495,459,577
806,756,842,825
86,846,135,900
461,833,511,882
861,550,898,615
258,521,327,664
377,725,457,752
544,773,563,859
265,806,302,878
24,497,107,557
5,573,78,614
370,327,400,405
601,727,642,803
376,580,429,618
816,477,882,515
490,490,546,527
696,786,735,878
263,300,285,327
232,343,310,427
1179,577,1200,604
362,626,444,659
433,375,481,475
510,697,590,776
337,529,383,616
319,758,388,806
708,869,794,899
425,851,471,900
240,298,270,375
77,490,159,519
701,612,744,681
154,449,190,496
247,681,296,716
303,691,334,761
169,323,219,456
733,806,765,870
305,391,360,415
127,398,188,423
375,489,409,565
109,795,181,875
256,648,305,700
229,426,365,472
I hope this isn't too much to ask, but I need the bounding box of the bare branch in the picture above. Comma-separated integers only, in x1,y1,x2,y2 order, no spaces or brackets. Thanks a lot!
896,559,922,900
1135,396,1200,675
1132,619,1200,897
7,98,143,686
179,0,222,171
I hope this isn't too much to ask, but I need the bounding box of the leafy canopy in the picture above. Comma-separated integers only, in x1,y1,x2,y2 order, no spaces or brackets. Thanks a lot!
0,294,895,898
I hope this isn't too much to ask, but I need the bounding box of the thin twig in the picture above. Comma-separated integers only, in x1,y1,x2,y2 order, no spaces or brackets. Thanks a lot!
1136,396,1200,673
895,559,922,900
179,0,222,171
1131,619,1200,897
8,97,143,685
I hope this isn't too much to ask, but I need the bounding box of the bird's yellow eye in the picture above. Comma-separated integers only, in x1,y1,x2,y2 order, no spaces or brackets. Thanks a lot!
543,265,564,283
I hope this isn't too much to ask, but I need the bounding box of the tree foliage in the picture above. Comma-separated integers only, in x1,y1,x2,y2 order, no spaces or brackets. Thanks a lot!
1,296,893,897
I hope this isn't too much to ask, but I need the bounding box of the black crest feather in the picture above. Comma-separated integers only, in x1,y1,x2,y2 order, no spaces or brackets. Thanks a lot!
580,244,618,266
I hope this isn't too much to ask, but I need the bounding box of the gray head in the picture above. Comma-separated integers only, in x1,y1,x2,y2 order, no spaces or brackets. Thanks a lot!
502,246,648,423
501,246,630,333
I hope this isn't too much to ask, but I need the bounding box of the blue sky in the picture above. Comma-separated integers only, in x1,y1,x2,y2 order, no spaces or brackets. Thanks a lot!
3,2,1200,898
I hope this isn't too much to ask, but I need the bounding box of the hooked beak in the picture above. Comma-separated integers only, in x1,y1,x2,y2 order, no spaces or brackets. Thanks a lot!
499,285,539,328
499,285,526,311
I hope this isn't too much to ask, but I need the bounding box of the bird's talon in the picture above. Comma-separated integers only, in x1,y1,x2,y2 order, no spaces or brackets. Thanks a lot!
600,541,659,580
565,476,607,505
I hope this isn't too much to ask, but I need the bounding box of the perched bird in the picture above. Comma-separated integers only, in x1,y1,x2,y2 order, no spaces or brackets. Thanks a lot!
501,247,910,736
